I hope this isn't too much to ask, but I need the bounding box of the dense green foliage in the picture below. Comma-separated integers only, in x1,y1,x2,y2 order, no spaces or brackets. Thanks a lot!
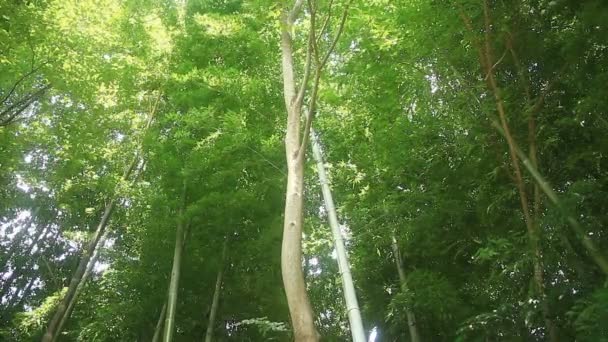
1,0,608,341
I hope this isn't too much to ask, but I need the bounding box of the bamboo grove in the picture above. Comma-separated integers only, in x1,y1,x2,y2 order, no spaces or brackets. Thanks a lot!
1,0,608,341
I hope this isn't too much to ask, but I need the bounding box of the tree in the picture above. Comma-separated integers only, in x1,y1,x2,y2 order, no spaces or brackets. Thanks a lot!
278,1,350,339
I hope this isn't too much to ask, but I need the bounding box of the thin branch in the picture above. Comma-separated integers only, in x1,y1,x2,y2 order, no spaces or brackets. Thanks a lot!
320,0,352,69
294,2,316,109
297,67,322,161
0,84,50,126
484,48,507,81
316,0,335,46
297,0,352,160
0,61,48,106
288,0,306,25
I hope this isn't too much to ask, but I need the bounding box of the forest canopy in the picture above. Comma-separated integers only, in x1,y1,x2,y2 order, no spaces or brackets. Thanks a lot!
1,0,608,341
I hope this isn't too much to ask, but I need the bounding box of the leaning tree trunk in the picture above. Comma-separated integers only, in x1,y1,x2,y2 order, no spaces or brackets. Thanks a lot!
311,130,366,342
41,199,117,342
204,240,227,342
391,236,421,342
42,94,159,342
152,302,167,342
51,232,108,342
458,2,558,340
41,156,139,342
163,182,187,342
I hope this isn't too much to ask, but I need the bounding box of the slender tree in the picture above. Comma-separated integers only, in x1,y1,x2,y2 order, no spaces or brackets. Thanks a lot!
310,130,366,342
391,236,421,342
278,1,350,339
152,303,167,342
163,181,188,342
42,94,160,342
42,200,119,342
204,239,227,342
51,232,108,342
458,2,558,339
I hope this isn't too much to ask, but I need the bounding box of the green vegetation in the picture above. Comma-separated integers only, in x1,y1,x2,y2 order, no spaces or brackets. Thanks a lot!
1,0,608,341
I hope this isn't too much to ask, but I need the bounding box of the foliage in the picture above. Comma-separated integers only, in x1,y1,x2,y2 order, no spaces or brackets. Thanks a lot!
1,0,608,341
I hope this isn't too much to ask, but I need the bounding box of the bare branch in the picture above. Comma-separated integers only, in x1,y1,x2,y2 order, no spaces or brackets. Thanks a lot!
297,67,322,160
287,0,306,25
296,0,352,160
320,0,352,69
0,61,48,106
316,0,335,46
484,48,507,81
0,84,50,126
294,1,317,109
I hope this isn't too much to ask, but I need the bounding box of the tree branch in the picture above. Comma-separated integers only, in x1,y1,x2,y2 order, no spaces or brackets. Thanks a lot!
294,1,316,109
0,61,48,106
320,0,352,69
296,0,352,160
316,0,335,47
288,0,306,25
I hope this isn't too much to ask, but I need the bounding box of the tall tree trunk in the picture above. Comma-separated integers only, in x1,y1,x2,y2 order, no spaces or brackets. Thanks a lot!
41,200,116,342
163,182,187,342
391,236,421,342
310,130,366,342
51,232,108,342
42,156,139,342
278,2,349,339
279,3,318,341
204,240,227,342
152,303,167,342
458,3,558,340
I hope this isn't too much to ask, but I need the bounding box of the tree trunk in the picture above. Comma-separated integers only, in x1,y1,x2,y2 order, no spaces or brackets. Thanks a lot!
163,182,187,342
458,2,559,340
41,200,116,342
391,236,421,342
51,232,108,342
492,123,608,276
279,4,319,341
204,240,227,342
42,156,139,342
311,130,366,342
152,303,167,342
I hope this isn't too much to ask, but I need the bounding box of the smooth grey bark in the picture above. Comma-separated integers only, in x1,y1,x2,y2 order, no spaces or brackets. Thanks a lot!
42,156,139,342
152,302,167,342
391,236,421,342
204,240,227,342
310,131,366,342
163,183,187,342
278,2,349,339
279,3,318,340
51,233,108,342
